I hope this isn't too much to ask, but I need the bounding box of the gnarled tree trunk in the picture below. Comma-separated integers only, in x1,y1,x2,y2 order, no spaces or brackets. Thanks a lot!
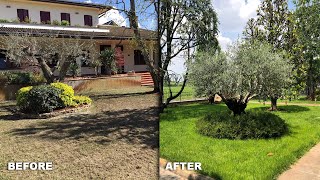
36,57,54,83
270,97,278,111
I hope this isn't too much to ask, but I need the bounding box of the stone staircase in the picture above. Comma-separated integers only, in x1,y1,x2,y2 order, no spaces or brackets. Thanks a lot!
139,72,154,86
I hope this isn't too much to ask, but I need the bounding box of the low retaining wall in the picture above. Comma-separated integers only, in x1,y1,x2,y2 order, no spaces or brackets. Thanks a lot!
0,84,27,101
64,75,141,93
0,75,142,101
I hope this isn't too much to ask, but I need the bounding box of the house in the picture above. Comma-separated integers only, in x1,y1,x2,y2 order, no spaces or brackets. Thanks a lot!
0,0,157,78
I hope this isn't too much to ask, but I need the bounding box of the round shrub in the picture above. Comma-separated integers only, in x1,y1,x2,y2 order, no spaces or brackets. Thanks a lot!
50,82,74,107
23,85,63,114
73,95,92,106
16,86,33,109
196,110,288,139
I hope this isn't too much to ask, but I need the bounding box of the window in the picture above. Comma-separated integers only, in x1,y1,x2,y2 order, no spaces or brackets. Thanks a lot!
17,9,29,22
61,13,71,24
40,11,51,24
134,50,146,65
100,45,111,52
84,15,93,26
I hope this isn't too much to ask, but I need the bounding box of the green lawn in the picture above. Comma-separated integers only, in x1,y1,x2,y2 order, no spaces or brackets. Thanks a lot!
160,103,320,179
251,95,320,105
163,84,196,101
163,85,320,105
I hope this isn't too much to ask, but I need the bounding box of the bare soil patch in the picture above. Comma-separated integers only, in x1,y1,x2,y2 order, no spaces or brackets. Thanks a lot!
0,87,159,179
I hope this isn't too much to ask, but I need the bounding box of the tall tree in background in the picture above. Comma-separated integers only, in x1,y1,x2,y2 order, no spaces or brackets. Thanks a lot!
105,0,160,92
159,0,219,110
293,0,320,100
243,0,292,110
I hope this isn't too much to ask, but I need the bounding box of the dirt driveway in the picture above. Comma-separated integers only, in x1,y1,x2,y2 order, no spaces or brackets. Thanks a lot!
0,87,159,180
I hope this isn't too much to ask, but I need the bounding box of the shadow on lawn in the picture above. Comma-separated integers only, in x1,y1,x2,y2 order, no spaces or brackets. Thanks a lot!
88,91,155,101
0,104,22,120
251,105,310,113
10,107,159,149
162,103,226,122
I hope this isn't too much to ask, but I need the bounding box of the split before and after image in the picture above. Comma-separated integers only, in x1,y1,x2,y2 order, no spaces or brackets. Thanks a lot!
0,0,319,179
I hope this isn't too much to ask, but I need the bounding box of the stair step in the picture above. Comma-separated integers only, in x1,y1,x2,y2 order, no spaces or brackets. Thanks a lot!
139,72,154,86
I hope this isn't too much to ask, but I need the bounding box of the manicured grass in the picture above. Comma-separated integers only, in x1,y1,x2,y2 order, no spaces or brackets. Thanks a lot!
163,84,196,101
160,103,320,179
252,95,320,105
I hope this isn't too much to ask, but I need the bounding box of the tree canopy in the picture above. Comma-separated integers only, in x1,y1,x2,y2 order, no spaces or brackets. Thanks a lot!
189,41,292,115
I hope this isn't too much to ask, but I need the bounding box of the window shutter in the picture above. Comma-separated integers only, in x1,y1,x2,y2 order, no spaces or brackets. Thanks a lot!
17,9,29,22
61,13,71,24
84,15,93,26
134,50,146,65
40,11,51,24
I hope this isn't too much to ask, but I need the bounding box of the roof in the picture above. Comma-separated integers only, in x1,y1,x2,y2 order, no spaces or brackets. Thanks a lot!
0,23,157,40
31,0,111,10
103,20,119,26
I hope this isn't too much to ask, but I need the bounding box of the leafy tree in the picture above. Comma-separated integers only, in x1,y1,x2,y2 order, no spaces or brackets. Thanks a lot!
243,0,293,110
292,0,320,100
189,41,292,115
105,0,159,91
4,31,98,83
159,0,219,110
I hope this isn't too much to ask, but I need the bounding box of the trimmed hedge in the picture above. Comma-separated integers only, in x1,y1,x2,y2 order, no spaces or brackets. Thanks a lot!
16,82,92,114
197,110,288,139
22,85,63,114
50,82,75,107
73,95,92,106
16,86,33,110
0,72,46,85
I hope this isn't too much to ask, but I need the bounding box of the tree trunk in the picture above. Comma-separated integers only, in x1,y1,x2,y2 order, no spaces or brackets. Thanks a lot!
270,97,278,111
129,0,160,93
307,81,316,101
224,99,247,116
58,60,72,81
36,57,54,83
160,74,188,112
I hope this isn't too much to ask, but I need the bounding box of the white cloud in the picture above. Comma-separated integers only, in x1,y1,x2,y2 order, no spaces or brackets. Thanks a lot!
99,9,127,27
212,0,260,33
218,34,232,51
84,0,92,3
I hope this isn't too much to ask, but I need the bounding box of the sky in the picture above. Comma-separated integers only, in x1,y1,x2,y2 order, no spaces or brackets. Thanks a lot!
80,0,157,30
79,0,295,75
168,0,295,75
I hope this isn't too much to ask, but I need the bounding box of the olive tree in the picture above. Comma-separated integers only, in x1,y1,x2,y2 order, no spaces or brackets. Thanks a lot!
189,41,292,115
4,31,98,83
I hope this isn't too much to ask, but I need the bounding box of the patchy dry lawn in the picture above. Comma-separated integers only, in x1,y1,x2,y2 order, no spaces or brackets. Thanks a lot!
0,87,159,180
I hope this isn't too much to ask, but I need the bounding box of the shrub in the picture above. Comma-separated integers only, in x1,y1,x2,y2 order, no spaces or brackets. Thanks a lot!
73,95,92,106
7,72,33,84
69,61,80,78
50,82,75,107
52,20,60,26
61,20,70,26
0,72,46,85
0,19,10,23
197,110,288,139
16,86,33,110
21,85,63,113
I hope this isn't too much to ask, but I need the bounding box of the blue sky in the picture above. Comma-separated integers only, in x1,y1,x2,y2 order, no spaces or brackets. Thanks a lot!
79,0,157,30
79,0,295,74
168,0,296,74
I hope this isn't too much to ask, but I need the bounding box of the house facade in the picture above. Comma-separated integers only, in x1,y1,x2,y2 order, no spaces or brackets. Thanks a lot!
0,0,157,76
